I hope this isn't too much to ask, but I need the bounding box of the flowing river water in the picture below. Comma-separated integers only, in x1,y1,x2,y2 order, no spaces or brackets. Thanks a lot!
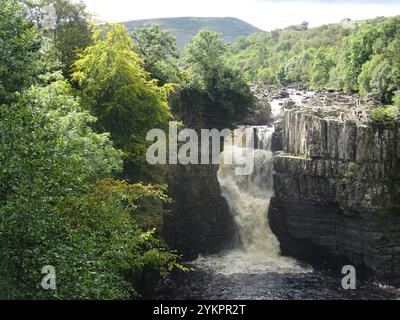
152,90,400,300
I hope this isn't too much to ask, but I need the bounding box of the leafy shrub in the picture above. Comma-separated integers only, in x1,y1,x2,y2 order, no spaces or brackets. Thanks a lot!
371,105,400,128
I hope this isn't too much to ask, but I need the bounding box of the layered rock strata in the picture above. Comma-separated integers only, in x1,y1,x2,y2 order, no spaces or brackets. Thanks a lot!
269,90,400,282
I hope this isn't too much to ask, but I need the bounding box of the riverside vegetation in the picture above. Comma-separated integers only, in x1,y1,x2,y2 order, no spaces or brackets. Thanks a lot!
0,0,252,299
0,0,399,299
226,17,400,126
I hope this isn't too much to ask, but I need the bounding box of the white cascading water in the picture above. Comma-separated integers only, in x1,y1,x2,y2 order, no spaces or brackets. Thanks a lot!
217,127,281,257
193,125,309,275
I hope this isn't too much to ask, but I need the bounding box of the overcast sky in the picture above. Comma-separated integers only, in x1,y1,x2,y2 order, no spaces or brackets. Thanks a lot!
76,0,400,30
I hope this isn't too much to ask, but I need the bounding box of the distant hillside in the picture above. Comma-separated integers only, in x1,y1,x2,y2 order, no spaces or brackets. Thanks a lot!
123,17,262,50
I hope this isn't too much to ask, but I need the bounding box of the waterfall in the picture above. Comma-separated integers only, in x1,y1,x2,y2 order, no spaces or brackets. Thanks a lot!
217,126,281,259
192,125,309,275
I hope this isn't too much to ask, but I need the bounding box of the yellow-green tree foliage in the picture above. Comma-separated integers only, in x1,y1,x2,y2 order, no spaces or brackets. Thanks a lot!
72,24,173,180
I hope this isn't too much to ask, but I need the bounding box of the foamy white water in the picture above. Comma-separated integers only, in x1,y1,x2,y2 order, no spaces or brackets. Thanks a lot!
270,89,316,118
218,127,279,256
192,126,311,275
191,91,317,275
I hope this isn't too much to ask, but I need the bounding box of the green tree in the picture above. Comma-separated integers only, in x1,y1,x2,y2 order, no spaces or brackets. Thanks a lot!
131,24,180,84
358,24,400,102
279,49,315,85
311,46,337,89
52,0,93,78
184,29,227,88
0,0,41,103
27,0,93,78
72,24,173,180
331,21,380,92
183,29,254,127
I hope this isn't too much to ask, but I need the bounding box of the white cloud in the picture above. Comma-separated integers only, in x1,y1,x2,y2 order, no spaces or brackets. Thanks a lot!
77,0,400,30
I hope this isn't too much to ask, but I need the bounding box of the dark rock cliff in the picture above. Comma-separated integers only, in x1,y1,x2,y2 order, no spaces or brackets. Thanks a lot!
269,91,400,283
163,164,237,261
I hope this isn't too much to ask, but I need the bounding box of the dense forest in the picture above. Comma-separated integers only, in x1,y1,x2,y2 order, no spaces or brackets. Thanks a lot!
1,0,399,300
226,17,400,125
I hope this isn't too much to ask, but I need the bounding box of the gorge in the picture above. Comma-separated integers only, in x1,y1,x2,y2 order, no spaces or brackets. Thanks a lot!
156,86,400,300
4,0,400,301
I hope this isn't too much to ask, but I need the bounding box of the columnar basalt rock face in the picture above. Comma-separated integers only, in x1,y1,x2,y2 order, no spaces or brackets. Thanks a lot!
282,110,399,163
269,92,400,283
